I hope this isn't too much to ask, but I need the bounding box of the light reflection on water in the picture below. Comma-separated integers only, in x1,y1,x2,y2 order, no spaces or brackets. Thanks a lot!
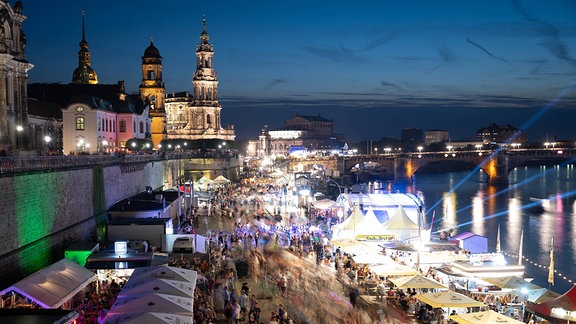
386,165,576,294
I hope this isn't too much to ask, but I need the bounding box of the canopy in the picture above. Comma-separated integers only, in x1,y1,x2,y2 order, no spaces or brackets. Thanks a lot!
312,199,336,210
119,279,195,298
449,309,524,324
482,276,541,291
370,263,419,277
107,293,193,315
339,205,365,231
382,206,419,230
104,312,193,324
126,266,197,288
213,175,230,184
526,288,561,304
354,207,385,236
527,285,576,322
0,258,96,309
415,290,484,308
390,275,447,289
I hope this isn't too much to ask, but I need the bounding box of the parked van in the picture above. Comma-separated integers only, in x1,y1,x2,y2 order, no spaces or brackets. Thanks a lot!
172,237,193,253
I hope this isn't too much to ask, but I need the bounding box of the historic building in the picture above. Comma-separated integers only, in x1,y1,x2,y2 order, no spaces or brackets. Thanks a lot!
139,38,165,149
71,10,97,85
28,11,150,155
254,114,345,157
164,17,235,142
0,1,34,155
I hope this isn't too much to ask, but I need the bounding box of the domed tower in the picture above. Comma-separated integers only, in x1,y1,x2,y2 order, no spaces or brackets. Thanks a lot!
72,10,98,84
139,38,166,148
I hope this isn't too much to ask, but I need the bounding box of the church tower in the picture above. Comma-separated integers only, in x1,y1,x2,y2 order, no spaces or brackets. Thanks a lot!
139,38,165,148
72,10,98,84
165,17,235,141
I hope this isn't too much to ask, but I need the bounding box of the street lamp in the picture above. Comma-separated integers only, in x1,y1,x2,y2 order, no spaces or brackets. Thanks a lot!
417,146,423,153
374,148,378,155
44,135,51,155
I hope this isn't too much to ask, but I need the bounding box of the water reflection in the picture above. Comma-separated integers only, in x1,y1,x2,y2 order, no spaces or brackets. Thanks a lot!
397,165,575,294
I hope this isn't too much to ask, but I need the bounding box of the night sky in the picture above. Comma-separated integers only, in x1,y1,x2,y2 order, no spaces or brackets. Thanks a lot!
23,0,576,142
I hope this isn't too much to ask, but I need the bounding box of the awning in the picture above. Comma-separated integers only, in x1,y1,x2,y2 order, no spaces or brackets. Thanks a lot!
0,258,96,309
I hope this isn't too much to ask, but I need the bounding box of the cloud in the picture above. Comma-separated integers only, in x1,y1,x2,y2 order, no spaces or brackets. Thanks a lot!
465,37,510,63
264,79,286,90
510,0,576,68
303,44,365,64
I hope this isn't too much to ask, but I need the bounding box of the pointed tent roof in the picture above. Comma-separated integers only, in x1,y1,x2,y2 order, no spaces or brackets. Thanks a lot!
527,285,576,321
104,312,193,324
383,206,420,230
213,175,230,184
354,207,386,235
449,310,524,324
340,205,365,231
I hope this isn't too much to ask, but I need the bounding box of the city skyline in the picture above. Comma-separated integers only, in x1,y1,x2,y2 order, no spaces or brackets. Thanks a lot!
24,0,576,142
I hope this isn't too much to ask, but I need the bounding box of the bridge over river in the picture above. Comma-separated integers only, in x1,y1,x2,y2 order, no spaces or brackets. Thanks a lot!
288,148,576,186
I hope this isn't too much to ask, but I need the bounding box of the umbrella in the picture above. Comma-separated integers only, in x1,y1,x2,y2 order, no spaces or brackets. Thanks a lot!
390,275,447,289
449,309,524,324
526,288,560,304
370,263,419,277
415,290,484,308
482,276,541,291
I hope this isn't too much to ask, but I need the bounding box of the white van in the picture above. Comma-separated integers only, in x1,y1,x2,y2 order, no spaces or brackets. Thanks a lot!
172,237,193,253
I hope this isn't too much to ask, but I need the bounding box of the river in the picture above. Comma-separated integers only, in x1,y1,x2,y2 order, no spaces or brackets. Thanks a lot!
378,164,576,295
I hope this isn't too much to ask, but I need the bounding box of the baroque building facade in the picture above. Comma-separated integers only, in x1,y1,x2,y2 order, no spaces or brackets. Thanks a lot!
0,1,34,155
139,38,165,149
164,18,235,142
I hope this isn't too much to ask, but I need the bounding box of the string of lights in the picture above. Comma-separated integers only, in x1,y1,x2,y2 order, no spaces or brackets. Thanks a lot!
503,252,575,286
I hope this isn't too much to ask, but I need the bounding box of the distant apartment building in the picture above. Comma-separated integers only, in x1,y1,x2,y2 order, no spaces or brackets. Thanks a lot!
476,123,527,145
425,129,449,145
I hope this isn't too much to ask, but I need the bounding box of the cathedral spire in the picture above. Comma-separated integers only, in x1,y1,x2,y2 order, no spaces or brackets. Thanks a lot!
200,15,209,44
72,9,98,84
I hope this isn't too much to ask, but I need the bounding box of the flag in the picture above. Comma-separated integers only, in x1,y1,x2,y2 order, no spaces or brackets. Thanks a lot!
548,237,554,286
518,230,523,266
496,224,501,253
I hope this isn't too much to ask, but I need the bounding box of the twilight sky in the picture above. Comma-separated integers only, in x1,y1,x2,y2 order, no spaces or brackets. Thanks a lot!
23,0,576,142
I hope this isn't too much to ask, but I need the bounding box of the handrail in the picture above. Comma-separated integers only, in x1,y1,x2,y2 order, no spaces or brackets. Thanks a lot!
0,151,239,174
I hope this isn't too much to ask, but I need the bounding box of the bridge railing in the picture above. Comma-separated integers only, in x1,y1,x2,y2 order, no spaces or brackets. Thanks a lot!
0,151,239,174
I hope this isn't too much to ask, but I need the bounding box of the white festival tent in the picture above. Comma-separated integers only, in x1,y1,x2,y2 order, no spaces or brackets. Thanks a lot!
213,175,230,185
106,293,194,315
449,309,524,324
0,258,96,309
118,279,196,298
354,207,387,236
104,312,193,324
124,266,197,289
381,206,421,242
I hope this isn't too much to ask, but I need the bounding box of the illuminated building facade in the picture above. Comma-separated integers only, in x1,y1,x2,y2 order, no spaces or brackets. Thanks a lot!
256,114,345,157
139,39,166,149
0,1,34,155
164,17,235,142
71,11,98,85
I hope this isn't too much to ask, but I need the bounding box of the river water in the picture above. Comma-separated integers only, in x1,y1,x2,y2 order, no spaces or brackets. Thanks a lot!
382,165,576,295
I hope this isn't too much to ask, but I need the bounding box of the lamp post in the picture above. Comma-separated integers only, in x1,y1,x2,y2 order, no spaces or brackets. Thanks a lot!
44,135,51,155
16,125,23,152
